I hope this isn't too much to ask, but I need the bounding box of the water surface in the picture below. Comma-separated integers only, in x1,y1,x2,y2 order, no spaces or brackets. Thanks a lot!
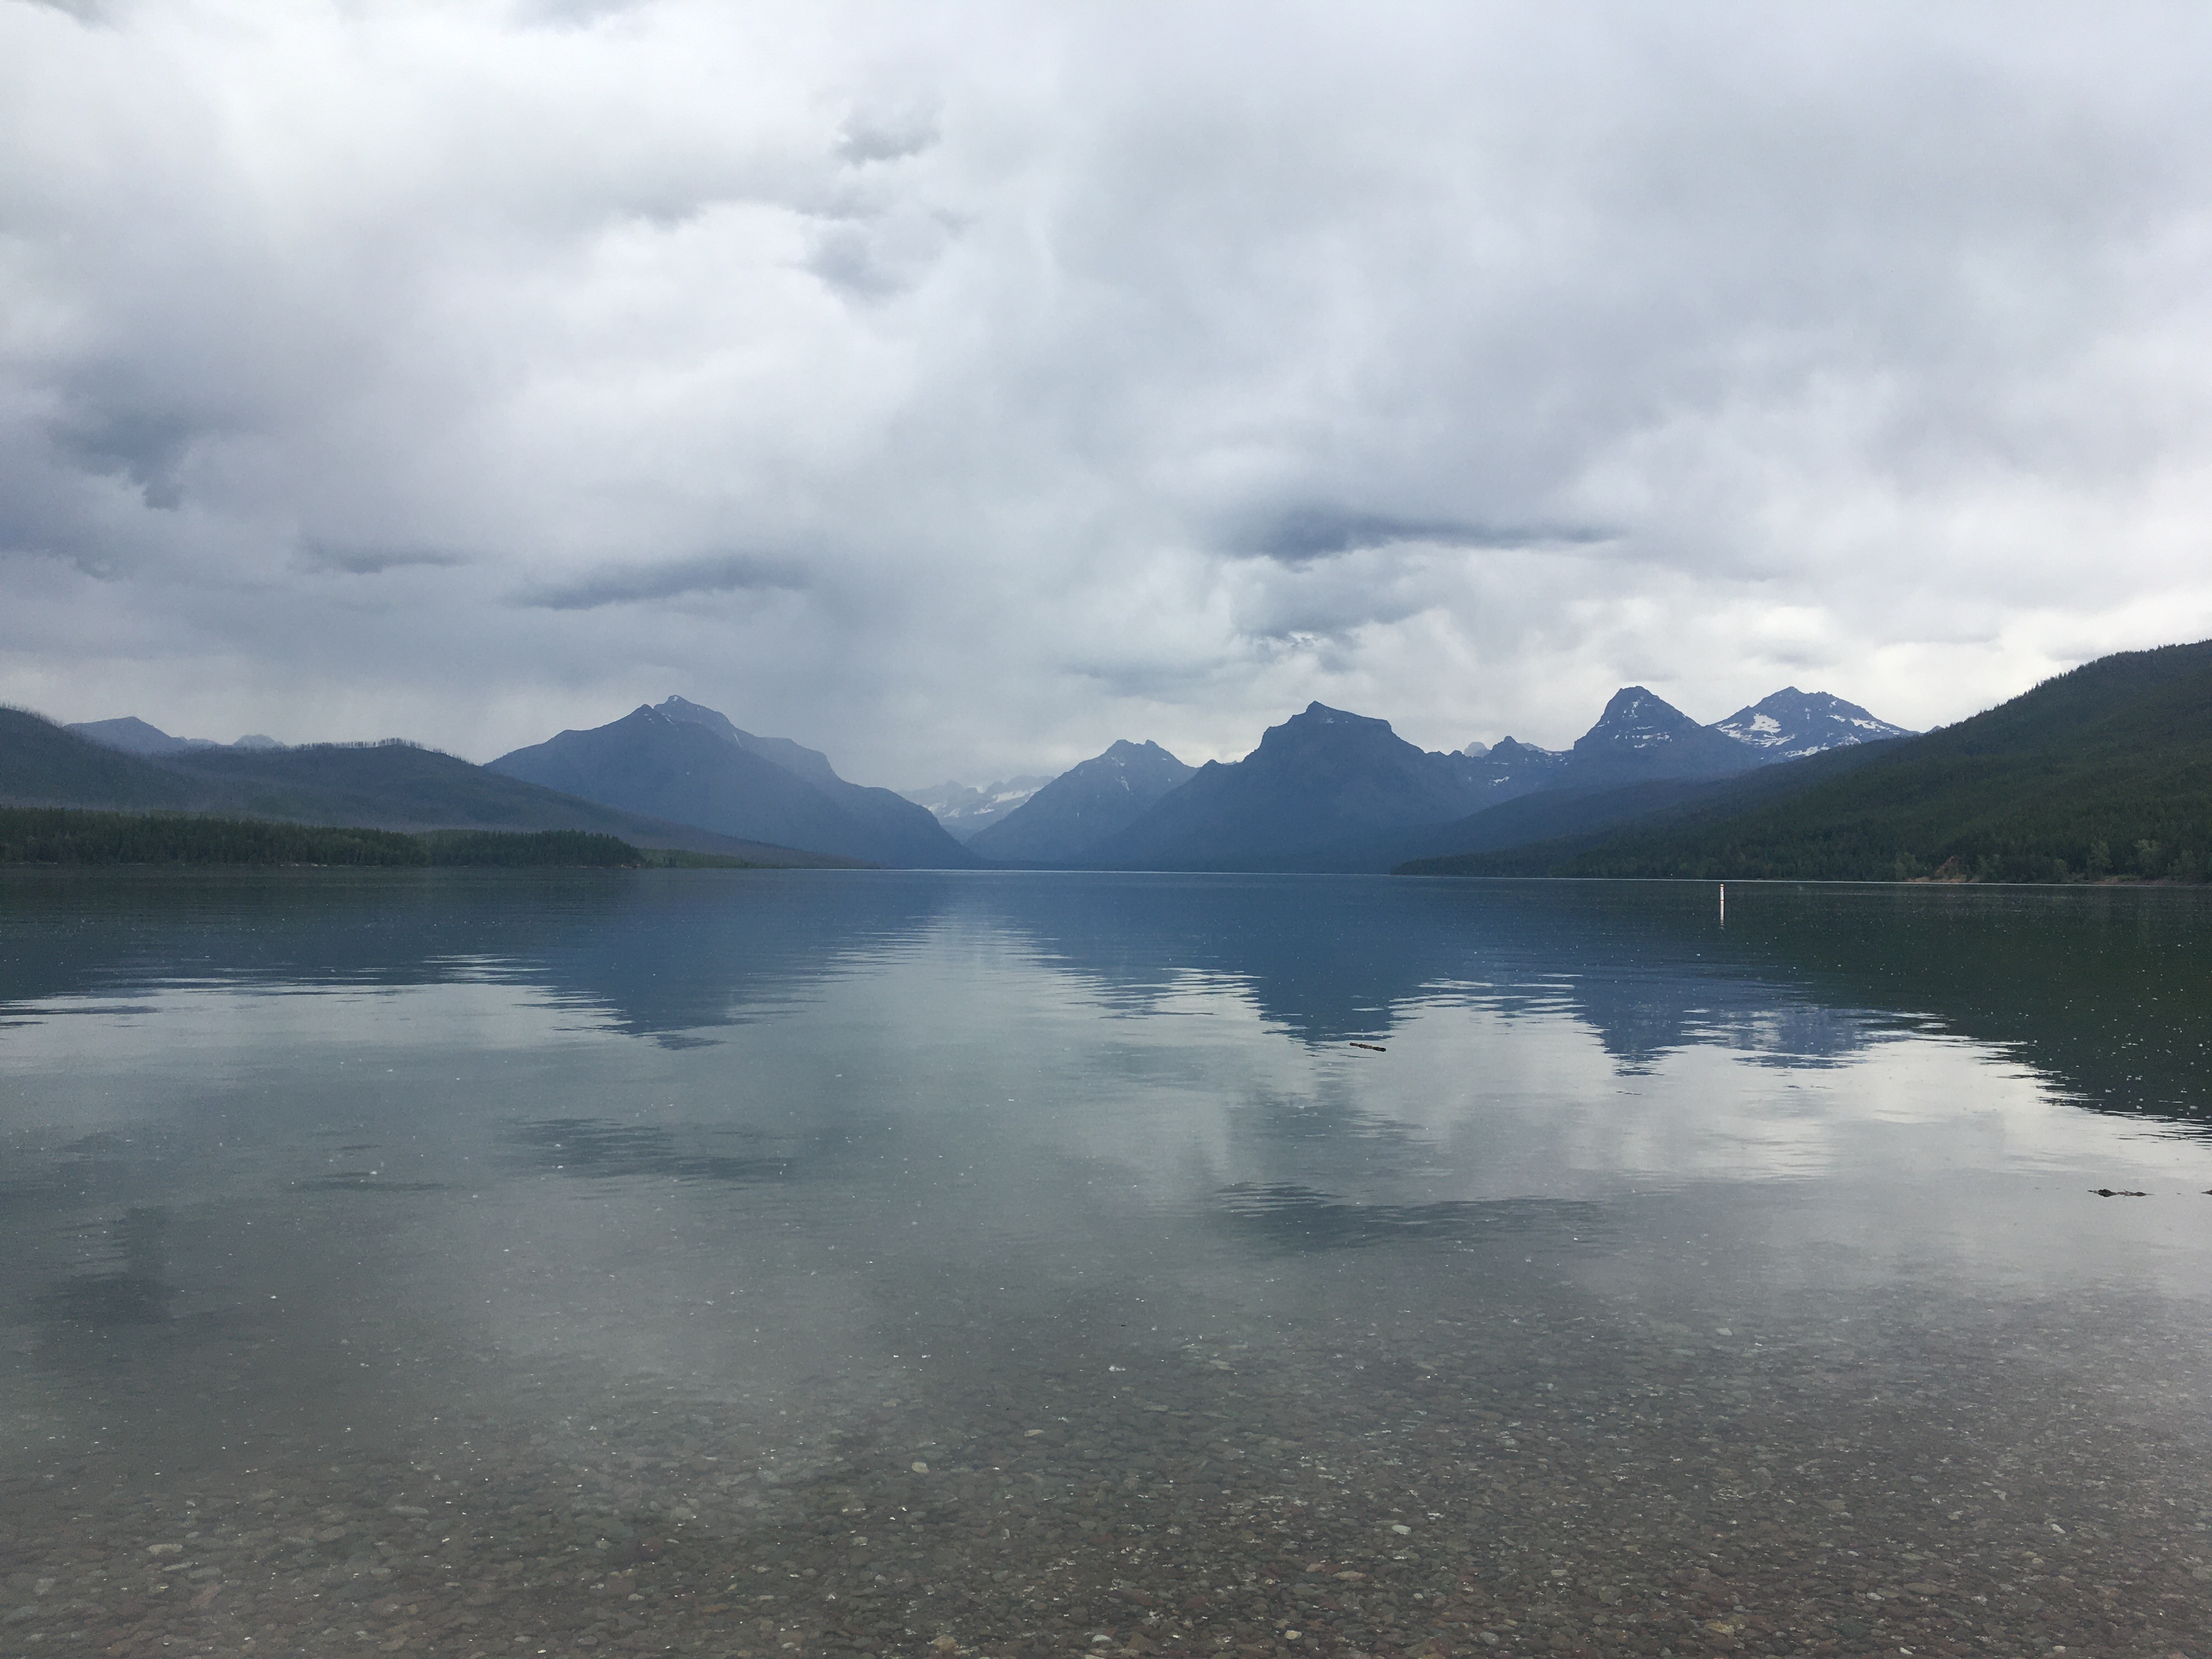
3,872,2210,1659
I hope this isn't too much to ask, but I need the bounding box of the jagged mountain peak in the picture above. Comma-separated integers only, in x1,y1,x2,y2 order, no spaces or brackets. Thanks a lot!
652,695,843,788
654,694,742,740
1577,686,1711,749
1100,737,1174,760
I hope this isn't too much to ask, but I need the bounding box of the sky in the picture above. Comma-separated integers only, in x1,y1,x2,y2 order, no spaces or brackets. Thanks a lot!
4,1,2210,787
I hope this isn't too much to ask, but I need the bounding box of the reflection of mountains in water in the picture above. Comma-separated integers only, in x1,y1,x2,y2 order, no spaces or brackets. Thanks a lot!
963,873,1872,1069
972,876,2212,1125
1688,884,2212,1127
5,871,2207,1130
1213,1183,1610,1250
0,871,955,1039
30,1205,177,1330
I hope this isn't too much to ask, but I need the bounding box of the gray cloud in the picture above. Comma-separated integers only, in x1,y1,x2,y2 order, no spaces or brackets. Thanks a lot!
2,1,2210,780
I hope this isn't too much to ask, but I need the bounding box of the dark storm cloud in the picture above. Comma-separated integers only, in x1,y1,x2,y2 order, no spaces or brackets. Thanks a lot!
516,551,811,611
295,543,471,577
49,407,199,510
1243,507,1613,564
1,2,2209,779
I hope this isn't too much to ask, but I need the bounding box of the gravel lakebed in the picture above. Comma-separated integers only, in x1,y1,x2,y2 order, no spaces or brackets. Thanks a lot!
7,1272,2209,1659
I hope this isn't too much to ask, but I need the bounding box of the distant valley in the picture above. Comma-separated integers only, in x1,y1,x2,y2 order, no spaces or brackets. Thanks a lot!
898,775,1054,842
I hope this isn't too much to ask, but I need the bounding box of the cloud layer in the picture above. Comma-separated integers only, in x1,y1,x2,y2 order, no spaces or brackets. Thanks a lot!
4,0,2210,781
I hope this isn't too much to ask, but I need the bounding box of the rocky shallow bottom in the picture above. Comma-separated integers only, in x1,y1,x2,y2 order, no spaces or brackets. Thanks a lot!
5,1277,2209,1659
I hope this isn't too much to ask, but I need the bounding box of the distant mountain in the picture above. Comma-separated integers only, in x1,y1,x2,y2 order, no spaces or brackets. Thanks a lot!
1713,687,1913,759
1559,686,1759,788
902,775,1054,842
1510,640,2212,883
489,702,976,868
66,715,283,756
1080,704,1522,870
1452,684,1904,783
1,707,852,864
967,741,1196,864
1474,735,1571,793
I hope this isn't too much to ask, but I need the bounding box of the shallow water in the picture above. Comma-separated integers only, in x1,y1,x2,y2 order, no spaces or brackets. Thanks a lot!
3,871,2211,1659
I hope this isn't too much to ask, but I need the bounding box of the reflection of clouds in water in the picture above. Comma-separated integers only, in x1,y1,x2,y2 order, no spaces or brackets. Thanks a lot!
973,875,1891,1081
499,1116,796,1186
0,872,953,1041
0,917,2168,1247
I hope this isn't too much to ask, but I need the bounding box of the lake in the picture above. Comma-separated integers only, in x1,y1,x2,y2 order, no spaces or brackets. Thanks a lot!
3,871,2210,1658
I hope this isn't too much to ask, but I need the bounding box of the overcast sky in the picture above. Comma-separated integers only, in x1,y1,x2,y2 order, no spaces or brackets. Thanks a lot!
4,1,2209,785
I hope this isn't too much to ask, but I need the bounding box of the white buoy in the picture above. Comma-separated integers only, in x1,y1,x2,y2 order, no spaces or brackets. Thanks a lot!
1719,882,1726,925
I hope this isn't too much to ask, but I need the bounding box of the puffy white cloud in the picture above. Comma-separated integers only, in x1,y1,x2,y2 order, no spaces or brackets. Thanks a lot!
2,0,2209,779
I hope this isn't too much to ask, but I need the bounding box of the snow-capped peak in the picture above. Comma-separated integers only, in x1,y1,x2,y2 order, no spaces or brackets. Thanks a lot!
1711,688,1914,760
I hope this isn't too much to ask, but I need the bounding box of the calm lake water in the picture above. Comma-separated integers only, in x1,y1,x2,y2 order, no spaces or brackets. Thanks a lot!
3,871,2211,1659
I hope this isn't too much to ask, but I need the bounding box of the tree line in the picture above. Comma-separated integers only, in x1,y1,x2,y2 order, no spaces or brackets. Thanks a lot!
0,808,649,868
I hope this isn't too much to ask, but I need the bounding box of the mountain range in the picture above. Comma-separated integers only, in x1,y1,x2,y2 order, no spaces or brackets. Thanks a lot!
2,708,861,866
18,679,1919,873
945,684,1909,870
65,715,285,754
